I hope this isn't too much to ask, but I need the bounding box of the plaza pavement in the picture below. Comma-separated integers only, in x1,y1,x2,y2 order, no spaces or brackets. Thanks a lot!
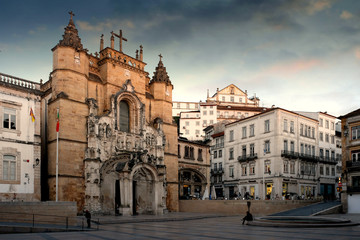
0,212,359,240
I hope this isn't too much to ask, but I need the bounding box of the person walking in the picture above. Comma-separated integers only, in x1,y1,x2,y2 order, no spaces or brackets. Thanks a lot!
85,210,91,228
242,211,253,225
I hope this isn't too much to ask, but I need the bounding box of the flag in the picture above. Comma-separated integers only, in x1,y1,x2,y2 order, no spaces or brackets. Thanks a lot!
56,109,60,132
30,108,35,122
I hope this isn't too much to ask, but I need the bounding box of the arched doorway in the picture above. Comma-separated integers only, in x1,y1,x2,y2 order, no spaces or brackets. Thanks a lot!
179,169,207,199
132,167,156,215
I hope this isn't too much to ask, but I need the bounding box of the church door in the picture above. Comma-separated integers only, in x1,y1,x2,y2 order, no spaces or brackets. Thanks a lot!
132,167,155,215
115,180,120,215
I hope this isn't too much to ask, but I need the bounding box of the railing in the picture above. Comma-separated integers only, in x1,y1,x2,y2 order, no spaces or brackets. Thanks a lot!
211,169,224,175
0,72,40,90
281,150,298,159
319,156,337,164
238,153,258,162
0,211,99,231
298,153,317,162
346,161,360,168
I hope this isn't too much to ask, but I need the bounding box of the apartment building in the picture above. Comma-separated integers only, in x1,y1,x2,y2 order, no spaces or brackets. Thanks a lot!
179,84,265,140
339,108,360,213
0,73,41,201
219,108,337,200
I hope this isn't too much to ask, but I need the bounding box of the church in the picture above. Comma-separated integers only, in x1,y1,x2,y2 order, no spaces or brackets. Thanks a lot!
41,12,178,215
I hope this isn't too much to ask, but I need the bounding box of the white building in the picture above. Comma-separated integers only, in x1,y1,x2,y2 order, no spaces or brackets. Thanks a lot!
220,108,337,200
297,111,342,198
0,73,41,201
172,101,199,117
179,84,265,141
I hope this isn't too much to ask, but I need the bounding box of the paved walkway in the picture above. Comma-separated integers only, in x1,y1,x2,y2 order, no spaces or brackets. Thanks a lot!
271,200,341,216
0,213,359,240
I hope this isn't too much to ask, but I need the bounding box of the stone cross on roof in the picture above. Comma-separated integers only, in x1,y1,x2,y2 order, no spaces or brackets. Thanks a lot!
69,11,75,20
159,54,163,62
111,30,127,52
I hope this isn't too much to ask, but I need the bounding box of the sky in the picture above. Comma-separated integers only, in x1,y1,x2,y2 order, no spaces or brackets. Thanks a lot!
0,0,359,117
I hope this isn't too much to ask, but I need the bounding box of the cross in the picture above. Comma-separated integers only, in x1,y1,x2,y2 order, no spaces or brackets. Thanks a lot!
159,54,163,62
112,30,127,52
69,11,75,21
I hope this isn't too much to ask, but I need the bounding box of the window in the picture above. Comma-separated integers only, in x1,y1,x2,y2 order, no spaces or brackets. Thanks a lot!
250,124,255,137
264,120,270,133
311,127,315,138
326,166,330,175
119,101,130,132
300,143,304,154
190,147,194,159
242,145,246,157
178,145,181,158
250,144,255,156
176,103,180,108
203,111,207,116
196,121,200,126
265,160,271,173
203,120,207,126
186,103,190,108
184,146,189,158
242,164,247,176
325,120,329,129
325,149,330,160
214,163,217,171
219,162,222,170
331,122,335,130
284,140,288,151
217,111,220,118
290,141,295,153
242,126,247,138
320,166,324,175
312,146,315,156
229,166,234,177
229,130,234,142
195,130,200,135
219,150,222,158
331,135,335,144
230,96,234,102
198,149,203,161
325,134,329,142
352,126,360,140
307,126,311,137
264,140,270,154
351,150,360,162
229,148,234,160
320,118,323,127
239,98,243,103
185,130,189,134
225,112,229,118
284,119,288,132
250,164,255,175
290,121,294,133
320,132,323,141
290,161,295,174
300,124,304,135
210,120,214,125
237,112,241,118
222,96,225,101
319,148,324,159
331,151,335,160
3,155,16,180
213,151,217,159
185,121,189,126
209,110,214,115
283,160,289,173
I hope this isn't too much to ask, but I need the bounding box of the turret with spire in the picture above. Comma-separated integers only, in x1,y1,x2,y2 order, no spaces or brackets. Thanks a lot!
53,11,84,51
150,54,172,86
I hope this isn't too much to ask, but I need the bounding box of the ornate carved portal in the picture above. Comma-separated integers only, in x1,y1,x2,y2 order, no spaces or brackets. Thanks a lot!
84,85,167,215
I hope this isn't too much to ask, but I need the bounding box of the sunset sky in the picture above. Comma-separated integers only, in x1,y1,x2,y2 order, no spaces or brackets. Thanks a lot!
0,0,359,116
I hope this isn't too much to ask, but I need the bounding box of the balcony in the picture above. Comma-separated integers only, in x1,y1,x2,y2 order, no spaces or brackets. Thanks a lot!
281,150,298,159
211,169,224,175
319,156,337,164
238,153,258,163
298,153,318,162
346,161,360,171
347,186,360,193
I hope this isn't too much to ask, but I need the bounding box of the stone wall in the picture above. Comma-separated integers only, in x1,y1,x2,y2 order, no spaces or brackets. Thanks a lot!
0,201,78,226
179,200,320,216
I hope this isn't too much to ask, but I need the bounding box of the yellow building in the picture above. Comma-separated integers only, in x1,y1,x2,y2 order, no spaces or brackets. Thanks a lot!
41,13,178,215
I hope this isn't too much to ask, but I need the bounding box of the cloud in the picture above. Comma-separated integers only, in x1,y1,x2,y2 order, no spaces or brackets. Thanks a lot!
355,46,360,59
306,0,333,15
28,25,47,35
340,10,353,20
260,59,322,77
76,19,134,32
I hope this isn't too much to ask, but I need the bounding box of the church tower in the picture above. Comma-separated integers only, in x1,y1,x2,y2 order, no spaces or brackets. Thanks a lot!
42,12,178,214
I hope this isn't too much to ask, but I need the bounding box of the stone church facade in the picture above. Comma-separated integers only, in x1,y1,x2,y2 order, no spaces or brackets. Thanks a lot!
41,13,178,215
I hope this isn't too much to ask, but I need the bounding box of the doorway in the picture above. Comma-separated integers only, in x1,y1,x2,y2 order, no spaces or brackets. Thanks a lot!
115,180,120,215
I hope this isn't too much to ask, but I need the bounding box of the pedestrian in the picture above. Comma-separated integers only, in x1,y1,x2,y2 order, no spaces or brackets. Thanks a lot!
85,210,91,228
242,211,253,225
